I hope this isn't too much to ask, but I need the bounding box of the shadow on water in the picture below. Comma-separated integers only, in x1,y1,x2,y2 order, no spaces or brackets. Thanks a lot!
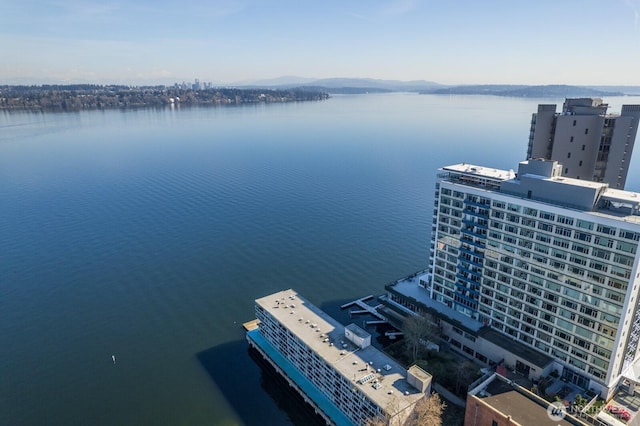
196,340,325,426
195,296,399,426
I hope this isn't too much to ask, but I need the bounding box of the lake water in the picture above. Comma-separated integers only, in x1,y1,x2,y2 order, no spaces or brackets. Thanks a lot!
2,93,640,425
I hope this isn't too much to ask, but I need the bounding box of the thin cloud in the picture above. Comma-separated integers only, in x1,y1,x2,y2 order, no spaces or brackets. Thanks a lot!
346,0,418,23
381,0,419,16
622,0,640,29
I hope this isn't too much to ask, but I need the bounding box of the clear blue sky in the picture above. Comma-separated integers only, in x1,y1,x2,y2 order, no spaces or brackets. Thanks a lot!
2,0,639,85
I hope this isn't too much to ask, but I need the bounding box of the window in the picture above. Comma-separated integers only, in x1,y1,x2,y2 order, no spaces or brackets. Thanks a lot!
572,243,589,254
613,254,634,266
540,212,555,221
592,248,609,260
582,144,586,151
577,220,594,230
579,160,583,166
570,254,587,265
617,241,637,254
597,225,616,235
555,226,572,237
576,232,592,242
538,222,553,232
557,215,574,225
585,128,589,134
573,120,577,126
570,136,574,142
567,152,571,158
621,231,640,241
594,236,614,248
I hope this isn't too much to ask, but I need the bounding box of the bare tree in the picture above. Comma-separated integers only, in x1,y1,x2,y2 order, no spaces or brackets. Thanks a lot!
366,392,446,426
454,361,478,395
402,313,439,363
411,392,446,426
365,393,400,426
365,416,387,426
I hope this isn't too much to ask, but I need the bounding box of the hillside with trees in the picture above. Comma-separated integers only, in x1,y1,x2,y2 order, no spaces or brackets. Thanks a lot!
0,85,329,111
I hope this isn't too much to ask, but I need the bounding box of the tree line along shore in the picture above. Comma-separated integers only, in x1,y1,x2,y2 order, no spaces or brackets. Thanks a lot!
0,85,330,111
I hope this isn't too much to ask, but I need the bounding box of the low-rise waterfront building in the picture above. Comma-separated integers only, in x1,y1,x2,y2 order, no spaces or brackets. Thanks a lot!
464,372,586,426
247,289,433,426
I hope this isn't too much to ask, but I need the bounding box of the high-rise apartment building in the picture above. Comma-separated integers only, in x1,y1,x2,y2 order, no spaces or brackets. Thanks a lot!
391,159,640,398
527,98,640,189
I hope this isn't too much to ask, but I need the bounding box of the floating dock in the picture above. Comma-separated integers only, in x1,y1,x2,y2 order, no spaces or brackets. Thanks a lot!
341,296,388,324
340,295,374,309
243,319,261,331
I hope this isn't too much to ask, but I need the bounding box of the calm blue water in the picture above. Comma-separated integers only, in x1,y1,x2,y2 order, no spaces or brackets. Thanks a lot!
2,94,640,425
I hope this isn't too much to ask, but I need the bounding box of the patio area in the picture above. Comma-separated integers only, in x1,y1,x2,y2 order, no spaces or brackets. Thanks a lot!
543,377,585,404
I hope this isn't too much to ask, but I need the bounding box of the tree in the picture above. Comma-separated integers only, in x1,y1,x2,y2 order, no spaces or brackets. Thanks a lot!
402,313,439,363
453,361,478,396
366,392,446,426
411,392,446,426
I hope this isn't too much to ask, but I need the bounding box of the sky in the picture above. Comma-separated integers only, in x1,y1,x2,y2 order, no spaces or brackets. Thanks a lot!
1,0,640,86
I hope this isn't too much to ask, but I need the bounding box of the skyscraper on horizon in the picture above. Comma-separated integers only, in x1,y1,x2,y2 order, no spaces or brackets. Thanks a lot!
527,98,640,189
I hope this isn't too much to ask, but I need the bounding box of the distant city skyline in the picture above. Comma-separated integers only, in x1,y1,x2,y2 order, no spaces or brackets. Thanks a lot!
2,0,640,86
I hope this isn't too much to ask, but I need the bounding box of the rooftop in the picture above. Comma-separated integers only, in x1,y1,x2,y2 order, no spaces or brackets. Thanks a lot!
478,328,553,370
255,289,428,414
385,274,483,333
441,160,640,222
469,373,577,426
440,163,516,181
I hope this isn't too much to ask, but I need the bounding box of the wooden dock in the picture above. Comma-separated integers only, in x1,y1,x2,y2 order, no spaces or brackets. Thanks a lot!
243,319,261,331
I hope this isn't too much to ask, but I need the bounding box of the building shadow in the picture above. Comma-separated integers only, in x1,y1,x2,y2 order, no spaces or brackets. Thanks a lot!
196,340,325,426
319,296,400,348
195,295,398,425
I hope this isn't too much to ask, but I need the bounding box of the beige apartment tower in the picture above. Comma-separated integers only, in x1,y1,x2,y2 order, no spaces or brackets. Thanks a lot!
527,98,640,189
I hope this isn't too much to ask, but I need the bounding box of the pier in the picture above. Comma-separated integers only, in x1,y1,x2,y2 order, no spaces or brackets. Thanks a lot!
384,331,404,339
365,320,388,326
341,296,389,325
242,319,261,331
340,295,374,309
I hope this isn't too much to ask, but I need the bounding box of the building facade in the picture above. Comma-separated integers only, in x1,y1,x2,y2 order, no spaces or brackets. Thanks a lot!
247,289,432,426
464,373,583,426
527,98,640,189
401,159,640,398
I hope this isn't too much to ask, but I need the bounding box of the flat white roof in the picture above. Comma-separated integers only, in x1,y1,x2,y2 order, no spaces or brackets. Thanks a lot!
551,176,608,190
255,289,427,414
441,163,515,180
603,188,640,204
441,162,640,223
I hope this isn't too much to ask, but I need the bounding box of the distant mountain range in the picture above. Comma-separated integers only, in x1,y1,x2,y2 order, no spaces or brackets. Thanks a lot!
234,77,640,98
4,76,639,98
236,77,441,92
